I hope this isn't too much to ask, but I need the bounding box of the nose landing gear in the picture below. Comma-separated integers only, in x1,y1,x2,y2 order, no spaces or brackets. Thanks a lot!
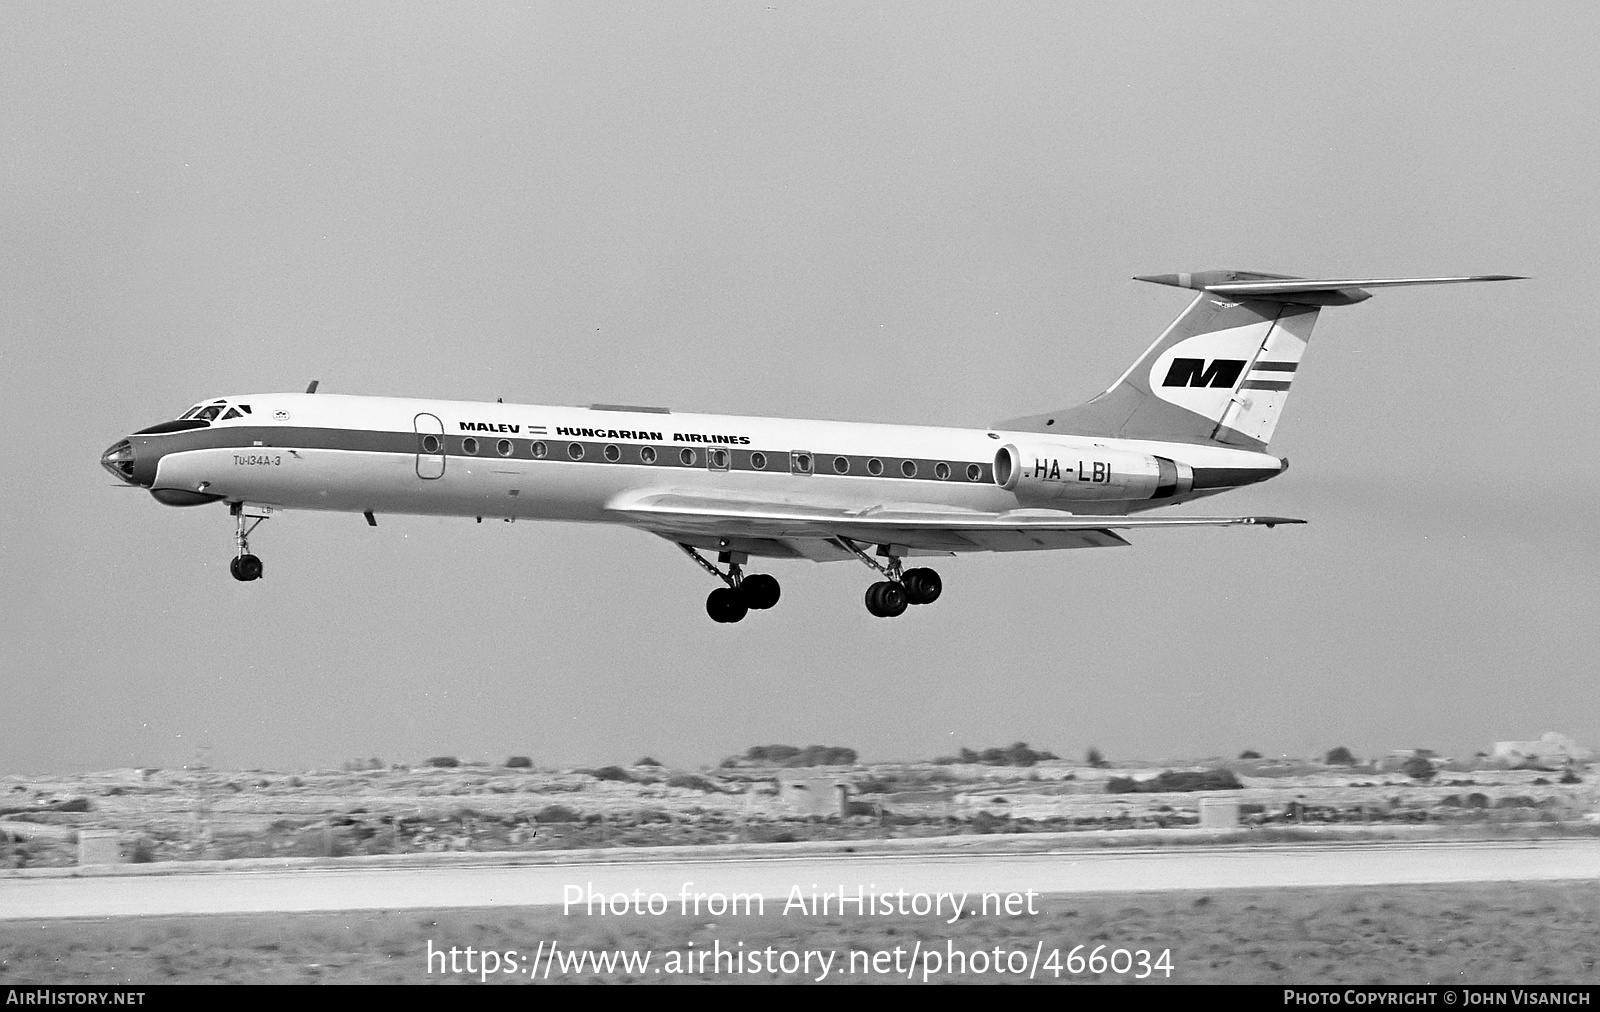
678,544,782,623
229,503,269,582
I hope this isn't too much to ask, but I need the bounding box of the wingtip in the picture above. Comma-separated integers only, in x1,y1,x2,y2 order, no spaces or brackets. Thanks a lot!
1251,516,1308,528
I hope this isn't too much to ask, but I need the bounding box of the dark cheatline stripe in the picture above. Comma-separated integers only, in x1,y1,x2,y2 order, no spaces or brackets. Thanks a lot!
136,425,994,484
1240,379,1292,391
1250,361,1299,372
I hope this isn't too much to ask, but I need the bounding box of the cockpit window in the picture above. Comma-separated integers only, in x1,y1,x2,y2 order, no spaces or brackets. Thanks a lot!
237,405,251,414
177,399,235,423
221,407,243,420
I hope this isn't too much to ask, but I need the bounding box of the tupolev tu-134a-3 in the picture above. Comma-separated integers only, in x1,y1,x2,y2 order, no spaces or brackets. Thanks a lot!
102,270,1519,622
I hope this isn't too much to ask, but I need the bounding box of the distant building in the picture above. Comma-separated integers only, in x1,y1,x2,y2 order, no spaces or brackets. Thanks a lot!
776,770,852,817
1492,733,1591,768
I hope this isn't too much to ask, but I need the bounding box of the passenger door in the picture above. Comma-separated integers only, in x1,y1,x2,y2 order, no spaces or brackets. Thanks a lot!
415,413,446,479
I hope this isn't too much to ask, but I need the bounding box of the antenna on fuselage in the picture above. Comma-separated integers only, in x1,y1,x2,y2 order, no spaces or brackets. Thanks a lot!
305,380,320,394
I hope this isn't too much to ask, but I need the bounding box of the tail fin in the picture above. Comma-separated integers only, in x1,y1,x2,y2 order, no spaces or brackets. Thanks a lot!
997,270,1522,450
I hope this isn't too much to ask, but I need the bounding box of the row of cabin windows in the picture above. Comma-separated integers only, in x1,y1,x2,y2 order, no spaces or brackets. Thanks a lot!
835,455,953,480
430,437,982,481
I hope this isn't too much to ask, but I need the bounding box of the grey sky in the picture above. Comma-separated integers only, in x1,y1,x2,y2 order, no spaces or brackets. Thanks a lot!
3,3,1596,773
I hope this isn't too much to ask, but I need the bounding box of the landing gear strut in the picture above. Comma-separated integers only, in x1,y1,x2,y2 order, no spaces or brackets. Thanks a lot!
678,544,782,624
229,502,268,582
839,538,942,618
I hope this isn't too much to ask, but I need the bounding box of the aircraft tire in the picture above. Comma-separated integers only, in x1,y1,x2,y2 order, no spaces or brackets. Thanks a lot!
865,580,907,618
740,574,781,610
902,568,941,605
706,587,748,623
233,554,263,582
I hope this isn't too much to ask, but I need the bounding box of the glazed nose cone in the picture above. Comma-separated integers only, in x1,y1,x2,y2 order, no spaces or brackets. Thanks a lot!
101,438,140,485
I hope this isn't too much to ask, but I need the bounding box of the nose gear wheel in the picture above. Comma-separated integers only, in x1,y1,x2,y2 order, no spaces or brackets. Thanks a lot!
229,503,270,582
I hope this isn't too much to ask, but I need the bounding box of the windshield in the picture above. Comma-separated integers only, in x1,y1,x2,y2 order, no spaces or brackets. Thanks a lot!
177,399,246,423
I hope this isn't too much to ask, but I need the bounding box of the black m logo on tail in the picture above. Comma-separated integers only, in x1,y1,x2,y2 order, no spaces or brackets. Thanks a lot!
1162,358,1246,388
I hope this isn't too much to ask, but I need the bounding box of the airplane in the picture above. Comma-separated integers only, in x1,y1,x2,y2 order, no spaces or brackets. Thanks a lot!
101,270,1519,622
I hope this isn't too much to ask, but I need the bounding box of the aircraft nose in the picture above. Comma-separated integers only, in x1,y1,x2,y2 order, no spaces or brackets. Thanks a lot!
100,438,141,485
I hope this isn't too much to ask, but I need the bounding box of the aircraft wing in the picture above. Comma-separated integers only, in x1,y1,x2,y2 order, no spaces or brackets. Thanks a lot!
607,491,1303,561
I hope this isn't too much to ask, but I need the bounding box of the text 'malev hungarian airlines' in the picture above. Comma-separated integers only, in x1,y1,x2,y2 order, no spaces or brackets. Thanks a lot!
103,270,1519,622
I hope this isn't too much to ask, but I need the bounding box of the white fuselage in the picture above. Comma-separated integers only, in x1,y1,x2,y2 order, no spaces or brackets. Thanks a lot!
131,393,1282,528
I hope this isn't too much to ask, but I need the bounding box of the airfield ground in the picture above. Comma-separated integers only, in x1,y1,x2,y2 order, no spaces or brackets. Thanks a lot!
2,758,1596,984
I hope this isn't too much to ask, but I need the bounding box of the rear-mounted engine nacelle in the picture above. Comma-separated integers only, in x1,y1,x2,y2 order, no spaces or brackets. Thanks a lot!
995,443,1192,504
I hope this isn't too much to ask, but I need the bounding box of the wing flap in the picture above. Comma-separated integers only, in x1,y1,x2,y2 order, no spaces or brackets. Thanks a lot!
958,528,1132,552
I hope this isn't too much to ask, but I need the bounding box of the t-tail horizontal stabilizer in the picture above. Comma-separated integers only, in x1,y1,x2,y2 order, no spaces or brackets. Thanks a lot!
998,269,1523,449
1134,271,1525,307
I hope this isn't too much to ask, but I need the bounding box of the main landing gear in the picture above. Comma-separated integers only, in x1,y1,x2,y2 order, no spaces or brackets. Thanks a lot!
228,502,268,582
840,538,942,619
678,544,781,624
